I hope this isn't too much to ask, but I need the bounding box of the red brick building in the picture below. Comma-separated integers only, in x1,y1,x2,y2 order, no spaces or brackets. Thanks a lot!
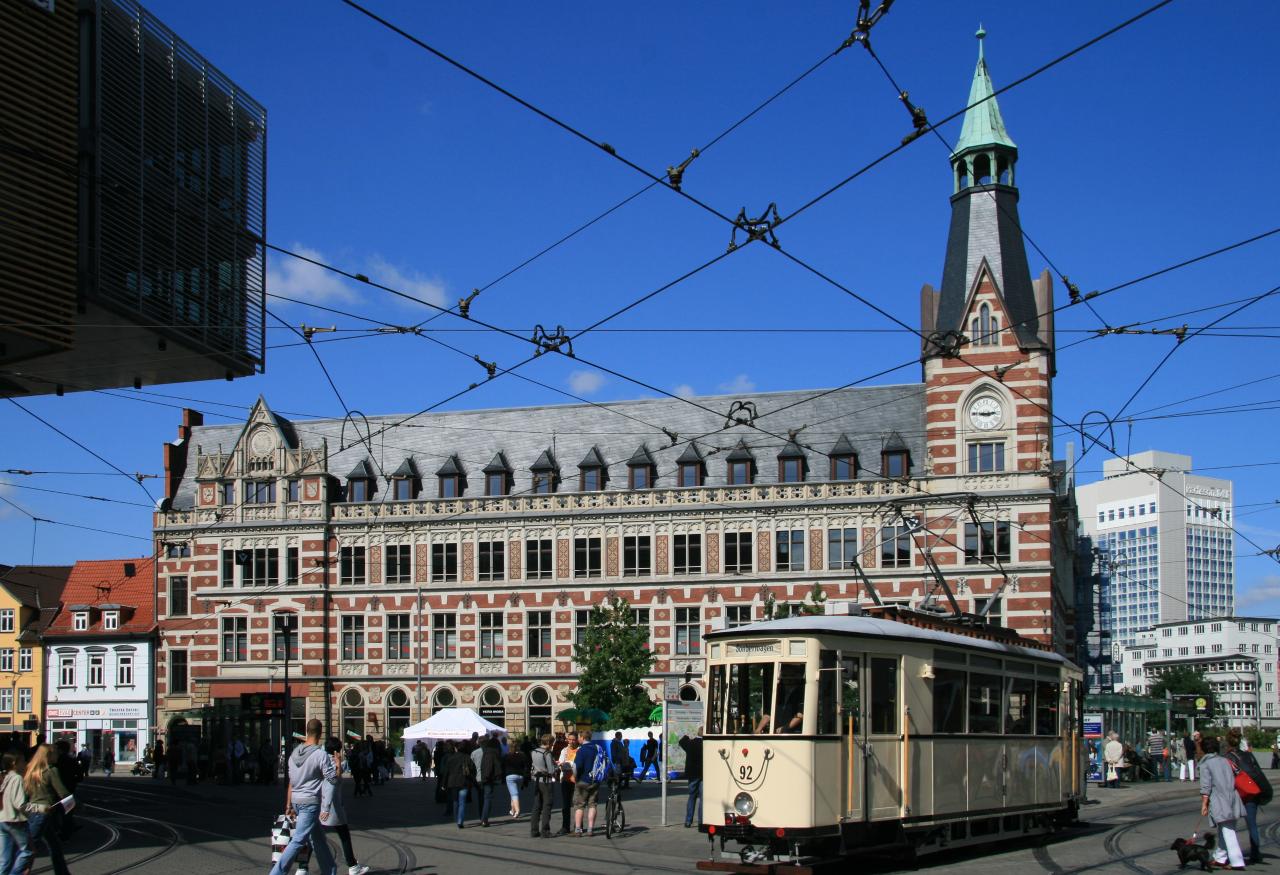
152,40,1076,748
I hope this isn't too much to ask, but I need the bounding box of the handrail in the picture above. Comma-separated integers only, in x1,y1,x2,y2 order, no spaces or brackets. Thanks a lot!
902,706,911,816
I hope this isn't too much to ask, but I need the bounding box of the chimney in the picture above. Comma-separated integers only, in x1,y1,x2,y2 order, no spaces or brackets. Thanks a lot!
163,408,203,504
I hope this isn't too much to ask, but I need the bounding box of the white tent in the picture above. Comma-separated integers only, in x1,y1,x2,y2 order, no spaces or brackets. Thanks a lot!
398,708,506,777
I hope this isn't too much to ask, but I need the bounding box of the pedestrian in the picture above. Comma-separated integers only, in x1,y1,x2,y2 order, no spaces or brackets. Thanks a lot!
528,734,557,838
1226,728,1271,865
609,732,631,789
1272,737,1280,771
74,746,89,782
1103,732,1124,788
502,742,528,819
53,741,78,839
269,719,338,875
441,740,473,829
1146,728,1166,781
556,731,580,836
102,745,114,777
679,727,704,829
1199,735,1246,870
152,739,165,781
320,738,371,875
434,743,451,815
412,740,429,781
24,744,72,875
638,732,659,782
477,737,502,827
0,751,32,875
571,734,609,837
1182,731,1197,781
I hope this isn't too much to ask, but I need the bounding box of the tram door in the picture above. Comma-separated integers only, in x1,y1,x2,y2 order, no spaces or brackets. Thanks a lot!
865,655,903,819
835,653,865,822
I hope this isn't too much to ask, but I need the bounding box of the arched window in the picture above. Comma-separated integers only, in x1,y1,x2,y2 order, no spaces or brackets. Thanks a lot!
975,304,998,346
386,688,411,746
679,684,701,702
431,687,456,714
341,688,364,740
526,686,552,738
479,686,505,728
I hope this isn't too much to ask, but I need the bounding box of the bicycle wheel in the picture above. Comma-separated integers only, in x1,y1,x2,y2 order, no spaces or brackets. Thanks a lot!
605,796,617,839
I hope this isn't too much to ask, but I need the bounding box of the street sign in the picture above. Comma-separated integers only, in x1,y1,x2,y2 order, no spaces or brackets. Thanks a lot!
663,677,680,702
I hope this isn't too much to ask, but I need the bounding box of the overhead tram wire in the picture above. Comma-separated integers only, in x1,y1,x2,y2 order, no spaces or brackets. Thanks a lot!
0,492,151,544
0,480,154,509
778,0,1178,229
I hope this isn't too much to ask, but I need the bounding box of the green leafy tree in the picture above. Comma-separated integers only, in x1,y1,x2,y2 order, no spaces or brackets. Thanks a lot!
798,583,828,616
571,598,656,729
1147,666,1211,700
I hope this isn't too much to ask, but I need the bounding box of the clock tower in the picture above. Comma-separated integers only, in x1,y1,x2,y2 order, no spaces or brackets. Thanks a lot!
920,28,1056,482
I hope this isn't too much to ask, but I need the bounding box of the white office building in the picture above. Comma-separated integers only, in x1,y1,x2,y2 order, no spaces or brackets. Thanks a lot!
1116,616,1279,727
1076,450,1234,648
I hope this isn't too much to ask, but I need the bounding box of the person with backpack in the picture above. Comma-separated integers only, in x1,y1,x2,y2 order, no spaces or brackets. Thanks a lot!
571,734,609,837
528,734,558,838
269,718,338,875
0,751,31,875
320,738,370,875
1226,728,1271,865
441,740,474,829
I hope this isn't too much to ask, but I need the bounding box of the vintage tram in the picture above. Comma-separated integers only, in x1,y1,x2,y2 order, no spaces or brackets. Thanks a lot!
697,607,1085,872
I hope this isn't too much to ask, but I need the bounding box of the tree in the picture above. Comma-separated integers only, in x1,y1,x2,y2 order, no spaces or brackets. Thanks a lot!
798,583,828,616
1147,666,1211,700
571,598,656,729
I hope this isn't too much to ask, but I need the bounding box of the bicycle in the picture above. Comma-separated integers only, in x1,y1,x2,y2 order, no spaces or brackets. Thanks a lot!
605,773,627,839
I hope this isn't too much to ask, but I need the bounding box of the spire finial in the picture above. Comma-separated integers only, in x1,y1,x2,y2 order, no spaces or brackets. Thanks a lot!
976,24,986,60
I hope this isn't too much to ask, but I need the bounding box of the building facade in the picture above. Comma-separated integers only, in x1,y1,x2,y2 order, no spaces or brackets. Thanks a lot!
152,39,1077,748
43,559,156,770
1076,450,1235,648
0,565,71,748
1115,617,1279,728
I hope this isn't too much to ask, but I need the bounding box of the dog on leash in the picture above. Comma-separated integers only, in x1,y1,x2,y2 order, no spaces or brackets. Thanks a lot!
1171,832,1215,871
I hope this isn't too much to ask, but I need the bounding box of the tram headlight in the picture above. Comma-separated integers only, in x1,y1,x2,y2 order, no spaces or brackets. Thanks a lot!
733,791,756,817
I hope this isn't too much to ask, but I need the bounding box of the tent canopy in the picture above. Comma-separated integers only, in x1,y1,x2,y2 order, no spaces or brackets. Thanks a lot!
401,707,505,741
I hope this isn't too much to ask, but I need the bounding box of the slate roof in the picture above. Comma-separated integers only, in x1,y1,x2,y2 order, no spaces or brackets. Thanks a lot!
171,385,927,509
0,565,72,639
44,558,156,638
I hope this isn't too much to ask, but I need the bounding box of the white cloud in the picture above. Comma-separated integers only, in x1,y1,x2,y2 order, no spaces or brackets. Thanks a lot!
718,373,756,394
673,384,696,399
367,255,447,309
568,370,605,396
267,245,361,306
1238,576,1280,609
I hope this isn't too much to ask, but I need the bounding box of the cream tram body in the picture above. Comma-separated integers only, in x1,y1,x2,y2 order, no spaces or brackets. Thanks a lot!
699,615,1085,868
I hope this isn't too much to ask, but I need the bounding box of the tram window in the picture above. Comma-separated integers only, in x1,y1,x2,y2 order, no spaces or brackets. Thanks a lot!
932,667,966,733
968,673,1002,733
728,662,775,734
773,663,806,733
1005,676,1033,734
817,651,839,734
869,658,898,735
841,656,861,735
708,665,726,734
1035,680,1060,735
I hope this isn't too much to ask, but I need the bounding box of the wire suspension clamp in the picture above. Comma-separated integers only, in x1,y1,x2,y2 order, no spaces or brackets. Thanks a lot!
473,355,498,379
666,149,701,192
531,324,575,357
728,203,782,252
724,400,760,429
843,0,895,49
897,91,929,145
458,289,480,319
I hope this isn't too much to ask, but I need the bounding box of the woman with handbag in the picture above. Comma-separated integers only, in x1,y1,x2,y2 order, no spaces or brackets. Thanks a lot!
23,744,71,875
1199,735,1246,870
1226,728,1271,865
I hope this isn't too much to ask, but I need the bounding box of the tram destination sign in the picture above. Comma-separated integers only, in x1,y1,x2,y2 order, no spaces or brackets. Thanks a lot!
1170,694,1214,719
728,640,780,655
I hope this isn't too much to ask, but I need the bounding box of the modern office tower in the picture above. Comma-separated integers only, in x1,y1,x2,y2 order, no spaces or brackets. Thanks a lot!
1076,450,1234,648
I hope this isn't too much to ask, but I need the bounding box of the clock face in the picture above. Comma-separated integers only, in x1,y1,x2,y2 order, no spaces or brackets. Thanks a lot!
249,427,276,456
968,396,1004,431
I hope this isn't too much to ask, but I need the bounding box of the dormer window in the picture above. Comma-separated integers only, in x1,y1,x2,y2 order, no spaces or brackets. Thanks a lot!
431,456,462,499
103,611,119,631
777,441,807,484
578,447,607,492
530,449,559,495
483,452,512,497
882,451,909,478
73,612,89,631
386,457,422,500
624,444,656,490
345,459,376,503
725,441,755,486
829,434,857,481
245,480,275,504
675,443,705,487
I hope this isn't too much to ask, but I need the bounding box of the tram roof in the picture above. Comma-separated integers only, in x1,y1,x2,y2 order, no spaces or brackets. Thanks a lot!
707,614,1073,666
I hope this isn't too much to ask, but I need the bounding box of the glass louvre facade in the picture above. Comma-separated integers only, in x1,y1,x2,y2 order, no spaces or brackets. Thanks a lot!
1097,525,1159,646
1186,522,1234,619
85,0,266,376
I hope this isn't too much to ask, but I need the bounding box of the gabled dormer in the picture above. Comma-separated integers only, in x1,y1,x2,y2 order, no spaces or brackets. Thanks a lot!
725,440,756,486
530,449,559,495
434,456,465,498
676,443,705,487
777,439,807,483
344,459,376,502
626,444,657,490
829,433,858,480
483,452,512,496
881,432,911,479
577,446,607,492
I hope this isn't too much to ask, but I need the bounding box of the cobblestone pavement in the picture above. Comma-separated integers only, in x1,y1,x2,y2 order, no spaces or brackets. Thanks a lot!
42,772,1280,875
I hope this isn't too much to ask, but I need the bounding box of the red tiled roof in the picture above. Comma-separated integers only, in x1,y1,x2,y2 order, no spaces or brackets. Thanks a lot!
44,557,156,637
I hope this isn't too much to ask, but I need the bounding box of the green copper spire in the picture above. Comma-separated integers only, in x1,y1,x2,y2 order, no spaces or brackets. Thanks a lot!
952,26,1016,158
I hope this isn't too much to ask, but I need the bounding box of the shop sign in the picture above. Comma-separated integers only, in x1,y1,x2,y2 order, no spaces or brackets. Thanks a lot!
46,703,147,720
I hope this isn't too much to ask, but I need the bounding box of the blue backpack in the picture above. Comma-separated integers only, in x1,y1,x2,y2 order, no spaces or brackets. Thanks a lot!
581,742,609,784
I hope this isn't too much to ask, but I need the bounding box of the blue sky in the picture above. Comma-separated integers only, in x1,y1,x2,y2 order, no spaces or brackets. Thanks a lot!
4,1,1279,613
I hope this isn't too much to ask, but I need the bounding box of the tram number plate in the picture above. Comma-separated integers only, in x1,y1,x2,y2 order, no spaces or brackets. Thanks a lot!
739,765,754,781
